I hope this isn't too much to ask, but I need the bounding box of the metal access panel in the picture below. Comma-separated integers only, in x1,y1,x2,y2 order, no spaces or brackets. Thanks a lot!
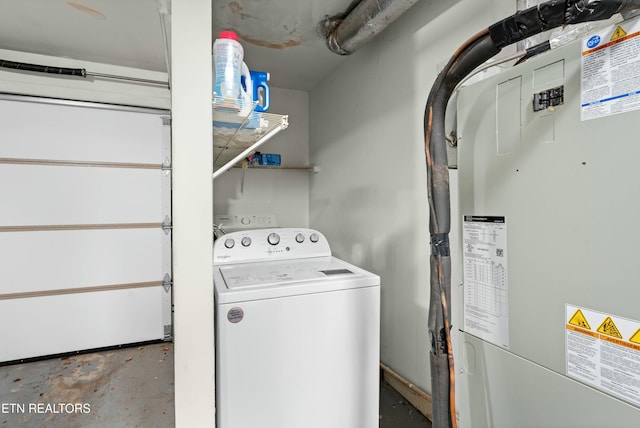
456,22,640,428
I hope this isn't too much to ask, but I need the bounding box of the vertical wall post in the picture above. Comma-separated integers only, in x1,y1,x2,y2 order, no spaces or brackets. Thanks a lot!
171,0,215,426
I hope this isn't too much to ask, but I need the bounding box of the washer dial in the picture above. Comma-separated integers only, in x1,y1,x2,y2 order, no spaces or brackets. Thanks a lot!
267,232,280,245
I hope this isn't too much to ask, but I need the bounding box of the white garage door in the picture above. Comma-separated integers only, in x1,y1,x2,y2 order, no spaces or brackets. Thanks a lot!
0,94,172,363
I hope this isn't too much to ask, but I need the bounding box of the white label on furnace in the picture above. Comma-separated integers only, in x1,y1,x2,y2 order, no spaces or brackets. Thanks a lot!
581,16,640,121
566,304,640,408
462,215,509,349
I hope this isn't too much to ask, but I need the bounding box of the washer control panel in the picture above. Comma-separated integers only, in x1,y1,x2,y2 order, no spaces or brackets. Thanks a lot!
214,228,331,265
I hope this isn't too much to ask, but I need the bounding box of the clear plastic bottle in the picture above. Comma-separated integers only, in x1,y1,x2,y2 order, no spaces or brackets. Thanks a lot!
213,31,244,101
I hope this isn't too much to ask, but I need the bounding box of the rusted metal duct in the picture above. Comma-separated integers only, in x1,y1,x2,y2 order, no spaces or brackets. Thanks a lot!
324,0,420,55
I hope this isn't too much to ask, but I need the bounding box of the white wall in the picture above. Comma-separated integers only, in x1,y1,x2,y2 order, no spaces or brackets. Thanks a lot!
214,87,310,228
309,0,515,394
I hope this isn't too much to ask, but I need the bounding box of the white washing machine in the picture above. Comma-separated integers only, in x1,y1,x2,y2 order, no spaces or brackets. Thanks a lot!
213,228,380,428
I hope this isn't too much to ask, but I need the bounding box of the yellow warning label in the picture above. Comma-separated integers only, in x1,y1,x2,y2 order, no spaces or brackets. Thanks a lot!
597,317,623,339
611,25,627,41
630,328,640,344
568,309,591,330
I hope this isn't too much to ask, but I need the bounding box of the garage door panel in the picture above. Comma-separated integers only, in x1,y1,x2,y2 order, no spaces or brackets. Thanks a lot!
0,99,168,164
0,95,172,362
0,288,167,362
0,164,166,225
0,229,169,294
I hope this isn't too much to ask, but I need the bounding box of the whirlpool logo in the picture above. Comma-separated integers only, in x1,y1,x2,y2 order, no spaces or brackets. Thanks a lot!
587,35,601,49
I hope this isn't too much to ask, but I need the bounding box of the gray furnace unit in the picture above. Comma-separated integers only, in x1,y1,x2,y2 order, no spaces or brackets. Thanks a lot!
455,16,640,428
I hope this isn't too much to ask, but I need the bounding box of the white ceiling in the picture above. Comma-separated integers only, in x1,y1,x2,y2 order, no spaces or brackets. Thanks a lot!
0,0,168,73
0,0,353,91
212,0,352,90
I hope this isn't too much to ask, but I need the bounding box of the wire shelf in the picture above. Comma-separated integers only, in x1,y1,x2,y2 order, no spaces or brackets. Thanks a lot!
212,95,288,179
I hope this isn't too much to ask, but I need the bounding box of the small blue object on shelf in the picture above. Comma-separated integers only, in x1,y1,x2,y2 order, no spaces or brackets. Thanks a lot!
248,152,281,166
260,153,280,166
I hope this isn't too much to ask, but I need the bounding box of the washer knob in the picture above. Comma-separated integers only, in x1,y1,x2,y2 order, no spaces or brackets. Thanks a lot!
267,232,280,245
241,237,252,247
224,238,235,249
295,233,305,243
310,233,319,243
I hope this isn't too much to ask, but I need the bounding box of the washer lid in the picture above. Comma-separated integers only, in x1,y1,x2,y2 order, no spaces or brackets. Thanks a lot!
220,257,358,289
214,256,380,303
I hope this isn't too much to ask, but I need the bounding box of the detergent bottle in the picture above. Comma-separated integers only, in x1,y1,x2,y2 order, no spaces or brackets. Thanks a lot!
249,70,270,112
213,30,243,105
240,69,271,113
239,61,254,117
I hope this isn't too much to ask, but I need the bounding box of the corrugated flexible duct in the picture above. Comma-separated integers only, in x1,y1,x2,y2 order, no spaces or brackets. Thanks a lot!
323,0,420,55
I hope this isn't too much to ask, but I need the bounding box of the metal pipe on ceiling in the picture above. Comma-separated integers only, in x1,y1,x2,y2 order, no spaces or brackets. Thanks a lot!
323,0,420,55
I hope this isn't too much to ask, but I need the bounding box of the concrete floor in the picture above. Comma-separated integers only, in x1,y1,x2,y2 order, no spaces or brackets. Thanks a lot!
379,379,432,428
0,343,430,427
0,343,175,428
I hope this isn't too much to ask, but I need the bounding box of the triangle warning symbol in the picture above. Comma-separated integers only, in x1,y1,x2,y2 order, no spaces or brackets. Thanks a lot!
597,316,623,339
611,25,627,41
630,328,640,344
568,309,591,330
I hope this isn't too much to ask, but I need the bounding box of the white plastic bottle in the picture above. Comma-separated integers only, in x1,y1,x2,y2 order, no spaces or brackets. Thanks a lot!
213,31,244,102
